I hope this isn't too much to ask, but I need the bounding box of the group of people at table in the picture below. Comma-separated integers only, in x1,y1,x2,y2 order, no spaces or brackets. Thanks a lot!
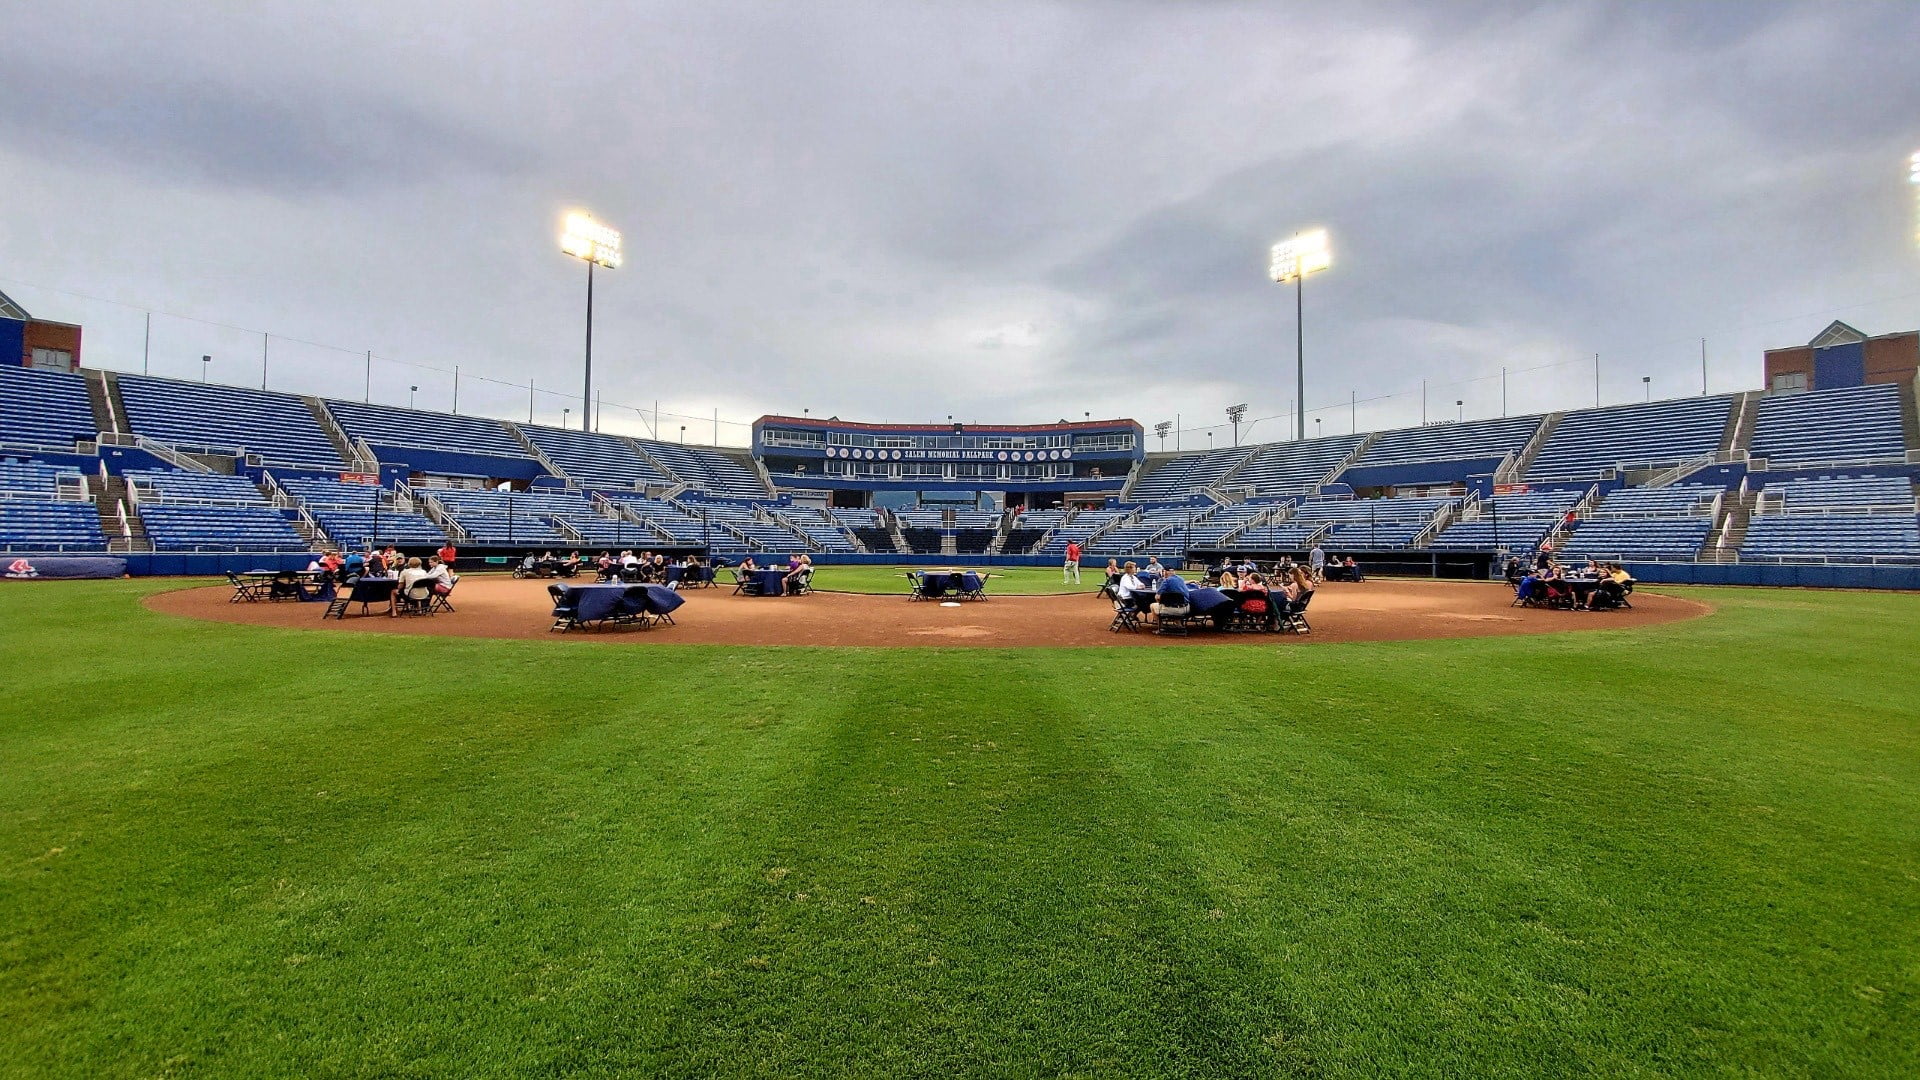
247,543,461,615
1103,556,1321,633
1509,554,1635,610
519,549,717,587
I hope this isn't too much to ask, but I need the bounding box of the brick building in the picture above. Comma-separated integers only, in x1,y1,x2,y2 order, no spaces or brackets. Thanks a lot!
1763,320,1917,394
0,288,83,372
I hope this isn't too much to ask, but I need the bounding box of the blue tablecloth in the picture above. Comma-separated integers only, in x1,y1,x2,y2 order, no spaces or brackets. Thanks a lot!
916,571,984,596
565,583,685,623
328,576,395,617
1186,587,1236,616
740,568,789,595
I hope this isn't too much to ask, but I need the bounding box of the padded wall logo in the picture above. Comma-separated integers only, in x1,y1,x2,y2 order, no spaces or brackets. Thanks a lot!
5,559,39,579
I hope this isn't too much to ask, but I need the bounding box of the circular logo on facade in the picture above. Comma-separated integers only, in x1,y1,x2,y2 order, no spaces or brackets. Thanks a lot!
996,451,1008,462
890,449,902,460
1062,449,1073,459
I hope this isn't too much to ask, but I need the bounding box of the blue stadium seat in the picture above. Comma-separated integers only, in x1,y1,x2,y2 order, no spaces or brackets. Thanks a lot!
1749,384,1906,466
1526,396,1732,479
118,375,343,467
325,400,529,460
0,366,96,449
519,425,670,490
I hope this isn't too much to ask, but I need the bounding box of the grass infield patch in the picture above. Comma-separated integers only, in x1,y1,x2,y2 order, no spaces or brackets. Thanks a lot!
2,580,1916,1077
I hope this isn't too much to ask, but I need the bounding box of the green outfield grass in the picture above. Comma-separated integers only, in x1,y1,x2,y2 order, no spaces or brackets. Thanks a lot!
3,580,1916,1078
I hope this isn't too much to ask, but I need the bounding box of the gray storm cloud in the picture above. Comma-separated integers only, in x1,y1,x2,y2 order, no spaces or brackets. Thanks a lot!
1,0,1915,445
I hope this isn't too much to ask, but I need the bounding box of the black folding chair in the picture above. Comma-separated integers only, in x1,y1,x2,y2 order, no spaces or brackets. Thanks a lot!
1109,598,1141,633
548,584,580,632
396,580,436,616
430,577,458,613
225,572,270,603
1279,591,1314,634
613,585,655,629
794,569,815,596
1154,596,1192,636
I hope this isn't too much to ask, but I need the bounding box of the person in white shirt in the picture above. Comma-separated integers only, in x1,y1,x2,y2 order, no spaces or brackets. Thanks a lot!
1308,543,1327,583
1115,561,1150,622
397,557,430,593
1144,556,1165,578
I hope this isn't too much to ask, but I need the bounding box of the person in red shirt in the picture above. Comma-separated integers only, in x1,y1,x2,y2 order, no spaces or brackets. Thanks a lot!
1064,539,1082,584
436,542,457,568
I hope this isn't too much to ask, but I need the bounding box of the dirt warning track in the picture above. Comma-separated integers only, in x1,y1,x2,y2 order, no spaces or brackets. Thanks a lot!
145,576,1709,648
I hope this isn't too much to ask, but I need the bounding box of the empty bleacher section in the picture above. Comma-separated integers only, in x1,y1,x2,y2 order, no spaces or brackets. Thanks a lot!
424,488,602,546
1035,509,1127,555
518,425,670,490
1346,416,1540,485
324,395,529,463
125,468,306,551
696,501,807,553
1293,494,1458,549
1184,502,1279,548
1758,475,1915,513
1086,505,1201,557
1526,396,1733,479
1227,435,1367,497
1,366,96,449
640,441,771,499
1748,384,1907,466
118,375,342,467
276,476,444,547
0,460,105,552
1431,489,1581,553
1737,474,1920,563
827,508,894,553
769,508,860,553
605,496,712,545
1554,484,1722,561
1741,514,1920,562
1127,447,1255,501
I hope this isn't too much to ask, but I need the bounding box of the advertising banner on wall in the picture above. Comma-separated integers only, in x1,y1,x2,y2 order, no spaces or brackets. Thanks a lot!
3,557,128,580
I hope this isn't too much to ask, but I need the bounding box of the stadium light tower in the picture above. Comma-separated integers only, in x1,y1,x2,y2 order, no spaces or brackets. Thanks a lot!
1226,403,1248,447
1154,420,1172,450
1270,229,1331,442
560,211,622,432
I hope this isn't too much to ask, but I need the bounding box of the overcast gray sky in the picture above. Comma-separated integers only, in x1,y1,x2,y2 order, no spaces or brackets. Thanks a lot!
3,1,1917,447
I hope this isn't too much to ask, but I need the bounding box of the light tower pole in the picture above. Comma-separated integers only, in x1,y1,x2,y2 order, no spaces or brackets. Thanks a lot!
560,211,623,433
1269,229,1331,442
1226,403,1248,447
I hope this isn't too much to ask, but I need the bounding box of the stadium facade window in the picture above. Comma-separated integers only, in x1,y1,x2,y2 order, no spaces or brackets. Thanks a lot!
29,347,73,371
1771,372,1809,394
1072,433,1136,452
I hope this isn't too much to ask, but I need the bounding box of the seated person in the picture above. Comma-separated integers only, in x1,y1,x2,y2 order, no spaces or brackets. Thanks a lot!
1515,570,1543,603
397,557,431,600
1234,573,1272,627
1150,573,1191,624
1342,555,1364,583
784,554,812,594
1114,561,1152,614
1143,556,1166,579
342,551,368,582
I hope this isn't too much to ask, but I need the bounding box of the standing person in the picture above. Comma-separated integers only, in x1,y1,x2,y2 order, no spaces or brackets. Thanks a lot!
1308,542,1327,583
436,539,457,569
1064,539,1082,584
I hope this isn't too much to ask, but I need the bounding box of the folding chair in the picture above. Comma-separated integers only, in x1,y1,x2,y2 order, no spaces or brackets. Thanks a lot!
430,577,458,613
395,580,436,616
225,572,270,603
794,568,815,596
1231,595,1272,632
1153,597,1192,636
613,585,655,629
548,584,580,632
1279,591,1314,634
959,572,988,601
1108,599,1141,633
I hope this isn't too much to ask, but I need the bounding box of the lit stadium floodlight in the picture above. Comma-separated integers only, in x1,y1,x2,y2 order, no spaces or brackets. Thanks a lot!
560,211,622,431
1910,151,1920,249
1226,403,1248,446
1270,229,1332,442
